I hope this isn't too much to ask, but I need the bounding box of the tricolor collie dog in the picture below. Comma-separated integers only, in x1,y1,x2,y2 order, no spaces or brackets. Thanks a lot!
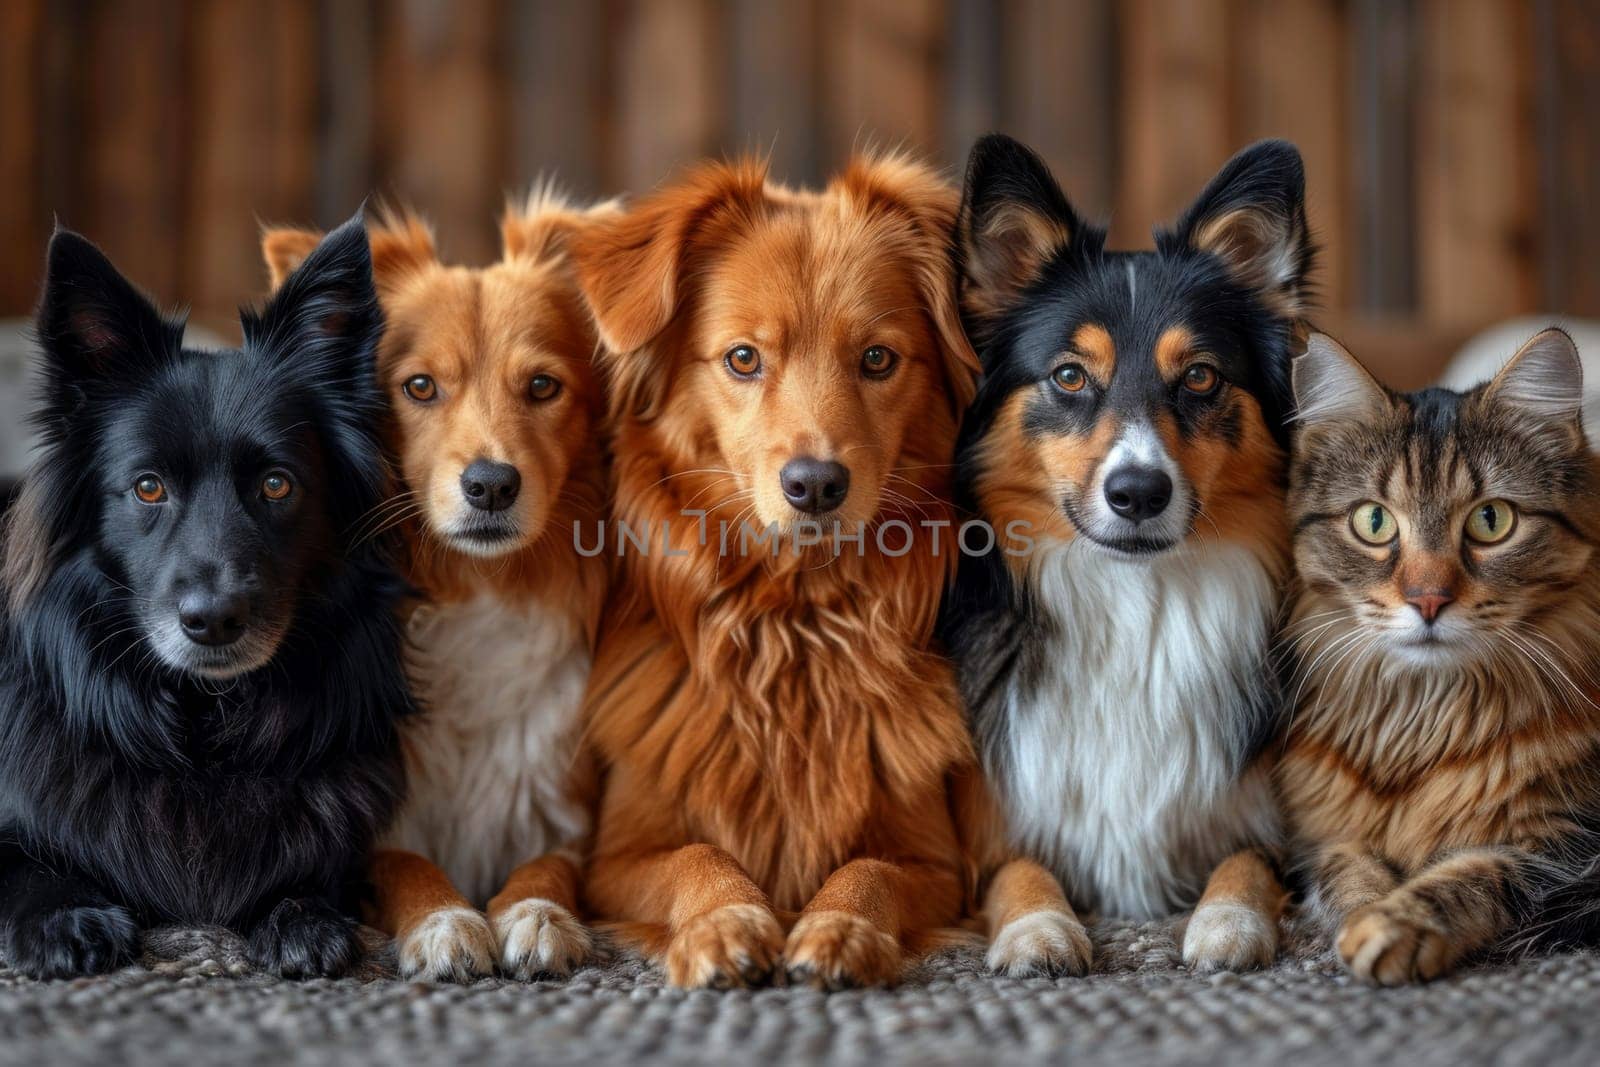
262,194,610,981
941,135,1313,972
0,217,414,979
568,155,981,990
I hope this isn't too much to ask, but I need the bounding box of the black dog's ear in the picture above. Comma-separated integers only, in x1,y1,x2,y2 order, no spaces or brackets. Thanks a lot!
243,211,380,384
37,229,183,395
1167,139,1314,317
956,134,1081,331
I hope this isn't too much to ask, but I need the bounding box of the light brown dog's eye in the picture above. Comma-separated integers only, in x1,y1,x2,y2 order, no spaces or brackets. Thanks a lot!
725,345,761,378
1183,364,1220,394
134,475,166,504
1052,363,1088,393
529,374,561,402
861,345,898,380
262,471,294,501
403,375,437,402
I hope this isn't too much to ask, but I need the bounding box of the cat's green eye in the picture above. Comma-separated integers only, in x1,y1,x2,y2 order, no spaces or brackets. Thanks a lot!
1350,502,1397,545
1465,499,1517,544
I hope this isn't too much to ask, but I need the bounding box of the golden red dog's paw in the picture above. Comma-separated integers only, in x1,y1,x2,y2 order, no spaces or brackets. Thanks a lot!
1337,902,1454,985
987,910,1093,978
397,906,497,983
665,904,785,989
783,910,901,991
494,898,593,980
1182,903,1278,973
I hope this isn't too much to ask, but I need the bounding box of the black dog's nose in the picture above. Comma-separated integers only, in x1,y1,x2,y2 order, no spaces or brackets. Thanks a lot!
178,592,250,647
461,460,521,512
1104,467,1173,523
780,457,851,514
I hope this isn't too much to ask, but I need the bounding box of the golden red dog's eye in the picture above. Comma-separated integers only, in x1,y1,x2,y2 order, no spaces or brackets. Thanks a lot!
262,472,293,501
725,345,761,378
529,374,561,401
134,475,166,504
1052,363,1088,393
1183,364,1220,394
403,375,437,402
861,345,898,379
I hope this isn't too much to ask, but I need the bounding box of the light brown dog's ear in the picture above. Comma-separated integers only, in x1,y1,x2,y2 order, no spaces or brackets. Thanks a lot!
366,210,437,291
261,228,323,291
568,159,767,355
501,185,622,264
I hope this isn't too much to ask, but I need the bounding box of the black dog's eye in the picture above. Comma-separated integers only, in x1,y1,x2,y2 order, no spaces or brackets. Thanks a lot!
529,374,562,402
133,475,167,504
861,345,898,380
725,345,761,378
1052,363,1089,394
403,375,438,402
1183,364,1221,395
262,471,294,502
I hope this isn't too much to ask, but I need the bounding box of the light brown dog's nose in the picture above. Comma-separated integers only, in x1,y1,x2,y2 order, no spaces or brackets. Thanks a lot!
1404,589,1454,623
780,457,850,514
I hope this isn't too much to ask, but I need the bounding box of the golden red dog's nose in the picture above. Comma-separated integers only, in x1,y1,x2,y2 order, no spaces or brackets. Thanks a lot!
780,457,850,514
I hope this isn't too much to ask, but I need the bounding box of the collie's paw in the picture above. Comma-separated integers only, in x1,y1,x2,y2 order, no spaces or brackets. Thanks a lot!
6,902,138,979
249,897,361,979
1183,903,1278,973
1337,902,1453,985
665,904,785,989
784,910,901,991
495,898,592,980
396,907,496,982
987,911,1093,978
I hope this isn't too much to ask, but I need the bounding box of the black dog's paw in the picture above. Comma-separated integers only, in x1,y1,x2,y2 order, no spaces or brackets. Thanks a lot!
6,902,139,979
248,897,361,979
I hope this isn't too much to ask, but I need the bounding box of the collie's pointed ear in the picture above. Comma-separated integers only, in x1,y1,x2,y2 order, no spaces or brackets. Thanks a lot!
37,228,184,396
956,134,1080,331
1483,327,1584,427
568,159,768,356
1170,139,1314,317
1293,333,1390,427
261,227,324,291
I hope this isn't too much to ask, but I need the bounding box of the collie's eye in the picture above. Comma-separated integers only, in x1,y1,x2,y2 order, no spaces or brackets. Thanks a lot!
1350,501,1397,545
262,471,294,501
1052,363,1089,393
529,374,561,401
134,475,167,504
1183,364,1220,394
403,375,437,402
725,345,761,378
861,345,898,379
1465,499,1516,544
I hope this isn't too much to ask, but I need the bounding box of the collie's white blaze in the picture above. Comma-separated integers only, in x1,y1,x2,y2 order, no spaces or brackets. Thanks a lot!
383,594,591,905
1077,421,1193,548
999,537,1282,919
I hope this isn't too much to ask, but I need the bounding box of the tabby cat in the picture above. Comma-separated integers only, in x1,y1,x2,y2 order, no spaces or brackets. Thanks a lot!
1279,328,1600,984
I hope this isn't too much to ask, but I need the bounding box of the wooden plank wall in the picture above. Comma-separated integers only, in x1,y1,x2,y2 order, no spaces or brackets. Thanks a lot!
1,0,1596,385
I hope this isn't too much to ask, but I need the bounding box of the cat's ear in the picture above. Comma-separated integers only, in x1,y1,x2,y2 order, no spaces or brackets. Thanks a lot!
1170,139,1314,317
1483,327,1583,427
1293,333,1390,427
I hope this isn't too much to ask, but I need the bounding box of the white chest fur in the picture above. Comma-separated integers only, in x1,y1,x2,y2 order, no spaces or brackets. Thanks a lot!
383,594,592,905
996,539,1282,919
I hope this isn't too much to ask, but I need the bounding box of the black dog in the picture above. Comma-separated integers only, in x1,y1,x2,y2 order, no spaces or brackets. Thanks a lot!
0,215,415,979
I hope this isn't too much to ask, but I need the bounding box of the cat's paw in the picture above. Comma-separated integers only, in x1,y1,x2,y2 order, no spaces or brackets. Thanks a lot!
494,898,592,980
397,906,496,982
248,897,361,979
784,910,901,990
1183,903,1278,973
665,904,784,989
986,910,1093,977
1337,902,1453,985
6,902,138,979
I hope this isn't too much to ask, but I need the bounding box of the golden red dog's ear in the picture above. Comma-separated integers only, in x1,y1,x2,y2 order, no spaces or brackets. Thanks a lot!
835,154,982,413
569,159,767,355
261,228,323,291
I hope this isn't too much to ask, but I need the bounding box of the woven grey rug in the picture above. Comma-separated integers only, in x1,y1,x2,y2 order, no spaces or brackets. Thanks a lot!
2,914,1595,1067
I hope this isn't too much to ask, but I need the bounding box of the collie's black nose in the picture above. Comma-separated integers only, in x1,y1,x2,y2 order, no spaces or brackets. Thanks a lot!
780,457,851,514
461,460,521,512
1104,467,1172,523
178,592,250,647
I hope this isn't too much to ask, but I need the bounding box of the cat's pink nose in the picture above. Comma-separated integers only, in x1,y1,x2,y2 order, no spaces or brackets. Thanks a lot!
1405,590,1454,623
